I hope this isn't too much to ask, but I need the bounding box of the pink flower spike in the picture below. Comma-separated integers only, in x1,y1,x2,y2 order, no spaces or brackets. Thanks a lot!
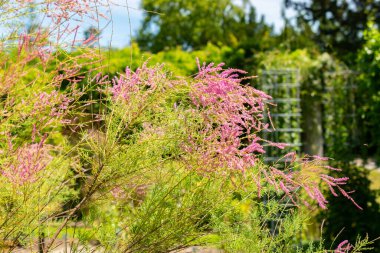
335,240,353,253
324,165,342,171
312,155,330,161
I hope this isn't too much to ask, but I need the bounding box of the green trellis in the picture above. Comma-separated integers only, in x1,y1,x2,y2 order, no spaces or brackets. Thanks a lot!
261,69,302,163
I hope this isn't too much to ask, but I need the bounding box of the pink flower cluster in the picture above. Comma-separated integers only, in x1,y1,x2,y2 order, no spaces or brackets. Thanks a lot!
188,60,272,172
264,155,361,209
33,91,72,116
2,136,51,186
18,90,73,127
12,0,107,47
18,31,51,62
187,61,360,210
110,63,164,102
48,0,93,18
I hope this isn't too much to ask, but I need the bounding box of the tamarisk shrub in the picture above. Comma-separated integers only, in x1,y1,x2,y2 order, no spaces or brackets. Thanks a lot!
1,58,371,252
0,1,374,252
66,62,369,252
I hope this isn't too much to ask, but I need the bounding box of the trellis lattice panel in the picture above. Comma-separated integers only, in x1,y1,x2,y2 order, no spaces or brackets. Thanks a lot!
260,69,302,164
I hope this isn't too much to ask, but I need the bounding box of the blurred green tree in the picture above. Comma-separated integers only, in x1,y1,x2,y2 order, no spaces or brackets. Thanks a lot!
136,0,274,53
357,24,380,162
285,0,380,63
277,17,318,51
